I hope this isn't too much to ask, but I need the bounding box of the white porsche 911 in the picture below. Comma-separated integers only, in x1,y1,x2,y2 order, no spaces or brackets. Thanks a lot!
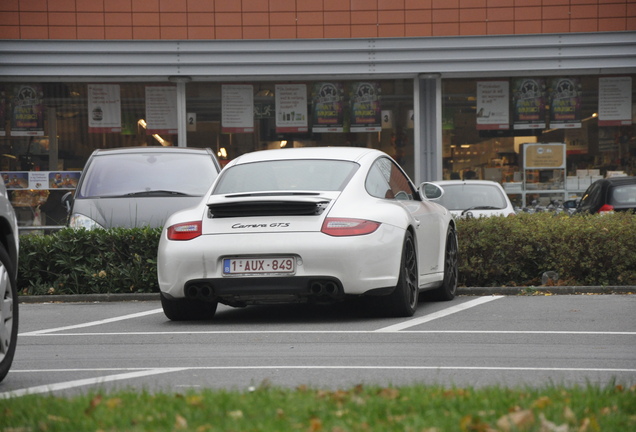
157,147,458,320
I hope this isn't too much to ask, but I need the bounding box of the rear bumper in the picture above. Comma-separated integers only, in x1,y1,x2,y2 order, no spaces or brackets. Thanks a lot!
158,226,405,299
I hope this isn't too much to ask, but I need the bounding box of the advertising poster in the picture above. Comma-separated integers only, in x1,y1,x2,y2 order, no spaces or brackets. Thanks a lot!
222,84,254,133
512,78,546,130
0,89,6,137
145,86,178,135
311,82,345,133
2,171,80,190
598,77,632,126
275,84,308,133
349,82,382,132
549,78,581,129
10,84,44,136
88,84,122,133
476,81,509,130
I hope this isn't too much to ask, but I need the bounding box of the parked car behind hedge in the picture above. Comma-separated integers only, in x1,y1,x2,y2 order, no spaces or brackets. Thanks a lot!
575,176,636,215
64,147,222,229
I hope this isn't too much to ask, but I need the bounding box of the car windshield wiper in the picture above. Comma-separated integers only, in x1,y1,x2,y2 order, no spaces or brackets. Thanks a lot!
122,190,194,197
461,206,501,215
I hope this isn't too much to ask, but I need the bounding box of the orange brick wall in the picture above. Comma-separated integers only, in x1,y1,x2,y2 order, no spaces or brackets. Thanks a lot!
0,0,634,40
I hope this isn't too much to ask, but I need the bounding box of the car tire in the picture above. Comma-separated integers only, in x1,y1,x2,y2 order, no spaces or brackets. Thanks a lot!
384,231,419,317
0,244,18,383
428,224,458,301
160,292,218,321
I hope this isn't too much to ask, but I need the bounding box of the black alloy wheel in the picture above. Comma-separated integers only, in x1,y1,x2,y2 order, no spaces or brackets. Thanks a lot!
384,231,419,317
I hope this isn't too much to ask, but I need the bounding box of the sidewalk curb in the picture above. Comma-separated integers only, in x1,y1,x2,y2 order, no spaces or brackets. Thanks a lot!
17,286,636,303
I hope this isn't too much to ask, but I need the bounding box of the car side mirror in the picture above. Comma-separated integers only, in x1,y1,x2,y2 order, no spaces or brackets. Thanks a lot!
419,182,444,200
61,191,73,213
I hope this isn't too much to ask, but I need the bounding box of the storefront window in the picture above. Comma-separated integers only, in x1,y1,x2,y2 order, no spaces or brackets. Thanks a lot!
1,79,416,230
0,82,177,229
184,79,415,177
441,75,635,207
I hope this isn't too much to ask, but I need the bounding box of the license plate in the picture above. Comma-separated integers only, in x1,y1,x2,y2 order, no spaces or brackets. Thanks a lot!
223,257,296,275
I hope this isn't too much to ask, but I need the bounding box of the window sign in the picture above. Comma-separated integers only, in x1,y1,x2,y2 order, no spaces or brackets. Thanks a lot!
523,143,565,169
10,84,44,136
512,78,546,130
88,84,122,133
598,77,632,126
549,78,581,129
349,82,382,132
2,171,80,190
276,84,308,133
476,81,509,130
0,89,6,137
145,86,178,134
222,84,254,133
311,82,345,133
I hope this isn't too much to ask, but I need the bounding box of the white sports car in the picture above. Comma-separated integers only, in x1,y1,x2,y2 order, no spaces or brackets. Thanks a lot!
158,147,458,320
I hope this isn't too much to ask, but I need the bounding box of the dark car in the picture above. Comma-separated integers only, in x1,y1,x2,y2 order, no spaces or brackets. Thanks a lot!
0,181,19,383
64,146,222,229
575,176,636,214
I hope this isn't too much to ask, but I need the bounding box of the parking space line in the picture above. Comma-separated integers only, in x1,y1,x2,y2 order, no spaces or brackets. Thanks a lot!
375,296,504,332
0,368,187,399
4,365,635,398
19,308,164,336
18,330,636,336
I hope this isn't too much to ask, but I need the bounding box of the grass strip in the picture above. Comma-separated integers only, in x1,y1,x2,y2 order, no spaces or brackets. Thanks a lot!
1,382,635,431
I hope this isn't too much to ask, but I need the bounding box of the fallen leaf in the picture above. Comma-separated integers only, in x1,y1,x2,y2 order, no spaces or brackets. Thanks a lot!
539,413,569,432
309,417,323,431
174,414,188,430
228,410,244,419
496,410,535,431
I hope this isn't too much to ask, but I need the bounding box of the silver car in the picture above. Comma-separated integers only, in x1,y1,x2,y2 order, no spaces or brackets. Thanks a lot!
65,147,222,229
424,180,516,218
0,180,19,383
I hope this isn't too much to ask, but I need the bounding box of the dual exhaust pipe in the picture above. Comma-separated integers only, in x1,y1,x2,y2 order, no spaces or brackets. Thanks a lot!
186,280,343,301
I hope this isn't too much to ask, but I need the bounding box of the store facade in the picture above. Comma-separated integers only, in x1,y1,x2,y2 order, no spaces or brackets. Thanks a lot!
1,32,636,228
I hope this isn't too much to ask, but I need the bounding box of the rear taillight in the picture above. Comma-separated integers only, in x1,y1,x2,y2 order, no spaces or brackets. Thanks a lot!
598,204,614,214
167,221,202,240
321,218,380,236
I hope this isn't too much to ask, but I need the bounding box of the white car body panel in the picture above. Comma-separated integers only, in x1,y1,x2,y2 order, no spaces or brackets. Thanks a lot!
157,147,453,311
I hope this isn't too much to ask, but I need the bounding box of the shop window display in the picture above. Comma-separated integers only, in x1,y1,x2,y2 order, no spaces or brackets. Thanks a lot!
441,76,635,208
0,79,415,230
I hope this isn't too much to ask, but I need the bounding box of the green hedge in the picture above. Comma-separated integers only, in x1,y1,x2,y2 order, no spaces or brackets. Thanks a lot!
456,212,636,287
17,212,636,296
18,227,161,296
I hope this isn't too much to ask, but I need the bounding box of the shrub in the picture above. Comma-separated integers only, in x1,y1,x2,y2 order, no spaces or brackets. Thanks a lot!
456,212,636,287
16,213,636,296
18,227,161,295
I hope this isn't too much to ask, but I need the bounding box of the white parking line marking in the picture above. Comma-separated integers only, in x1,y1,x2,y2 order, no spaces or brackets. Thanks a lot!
375,296,504,332
19,308,164,336
4,365,635,398
0,368,187,399
18,330,636,336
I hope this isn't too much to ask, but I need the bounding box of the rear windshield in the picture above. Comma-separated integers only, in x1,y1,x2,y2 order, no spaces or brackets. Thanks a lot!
213,159,359,194
436,184,508,210
610,184,636,206
77,152,218,198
